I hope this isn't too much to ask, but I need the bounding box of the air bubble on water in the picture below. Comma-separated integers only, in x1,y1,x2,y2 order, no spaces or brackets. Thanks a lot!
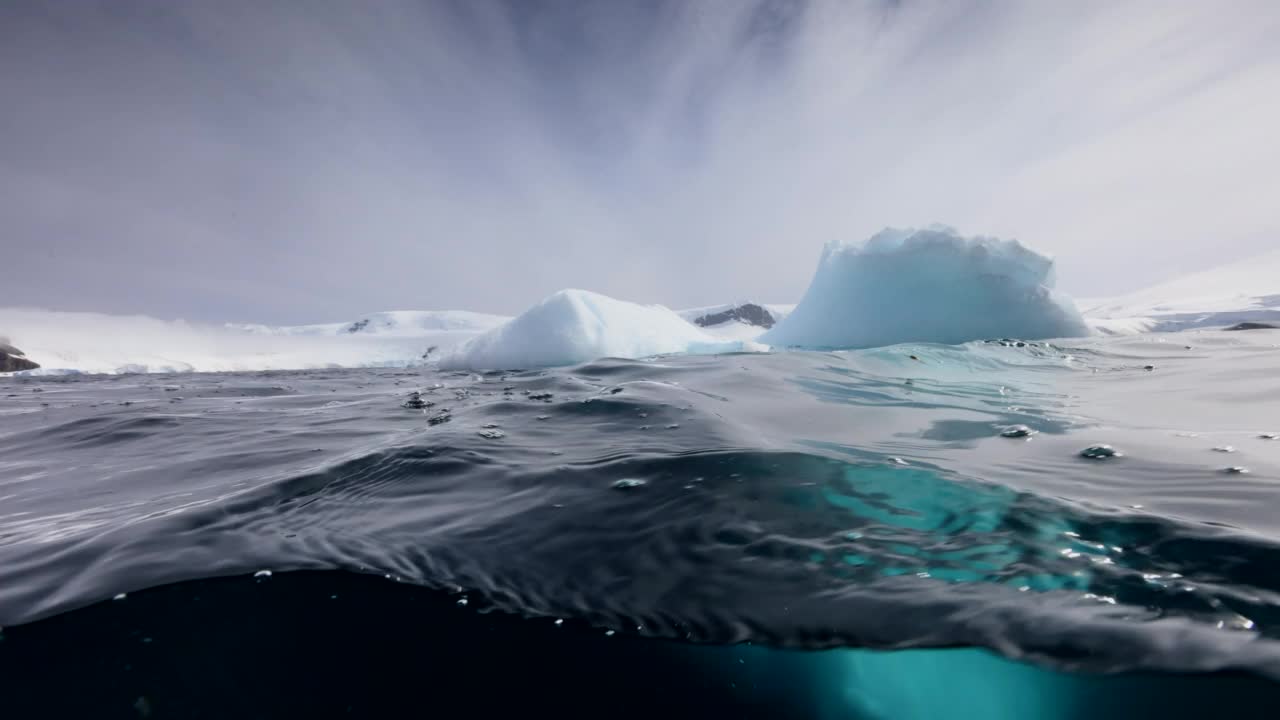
254,570,272,578
477,428,505,439
1223,466,1250,474
113,593,128,600
611,478,646,490
889,457,908,465
1080,444,1121,460
1000,425,1036,438
1212,445,1235,453
554,619,563,626
605,630,615,637
1259,433,1278,440
666,424,680,429
456,597,468,607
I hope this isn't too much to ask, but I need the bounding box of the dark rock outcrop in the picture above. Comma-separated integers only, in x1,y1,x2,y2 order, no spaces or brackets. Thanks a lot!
0,343,39,372
693,303,775,329
1224,322,1278,331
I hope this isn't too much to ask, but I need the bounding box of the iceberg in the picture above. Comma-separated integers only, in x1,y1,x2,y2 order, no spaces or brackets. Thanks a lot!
760,225,1090,349
438,289,725,370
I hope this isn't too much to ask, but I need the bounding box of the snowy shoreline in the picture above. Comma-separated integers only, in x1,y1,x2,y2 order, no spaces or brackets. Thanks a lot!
4,228,1276,376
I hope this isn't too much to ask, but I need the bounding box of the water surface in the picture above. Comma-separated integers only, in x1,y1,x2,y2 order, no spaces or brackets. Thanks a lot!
3,330,1279,716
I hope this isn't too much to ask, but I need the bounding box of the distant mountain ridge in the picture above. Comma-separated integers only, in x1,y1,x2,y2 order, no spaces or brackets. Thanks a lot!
1084,248,1280,334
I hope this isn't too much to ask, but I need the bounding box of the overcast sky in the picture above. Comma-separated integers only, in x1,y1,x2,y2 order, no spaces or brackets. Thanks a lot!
3,0,1278,324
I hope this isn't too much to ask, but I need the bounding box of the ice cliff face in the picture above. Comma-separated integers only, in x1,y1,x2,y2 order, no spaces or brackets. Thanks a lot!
761,225,1089,349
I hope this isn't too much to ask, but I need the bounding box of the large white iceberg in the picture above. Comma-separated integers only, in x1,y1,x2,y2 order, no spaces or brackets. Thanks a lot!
760,225,1090,349
438,289,723,370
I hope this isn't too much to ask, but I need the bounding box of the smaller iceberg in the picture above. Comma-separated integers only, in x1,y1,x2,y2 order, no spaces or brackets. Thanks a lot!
438,289,722,370
761,225,1089,349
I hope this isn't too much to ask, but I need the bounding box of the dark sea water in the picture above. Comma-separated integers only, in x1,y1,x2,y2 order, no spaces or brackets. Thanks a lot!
2,330,1280,718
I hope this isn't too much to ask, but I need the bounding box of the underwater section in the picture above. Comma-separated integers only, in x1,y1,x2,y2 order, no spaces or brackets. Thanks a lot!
1,570,1276,719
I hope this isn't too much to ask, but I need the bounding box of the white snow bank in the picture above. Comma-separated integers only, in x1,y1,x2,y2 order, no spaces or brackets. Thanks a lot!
439,289,735,370
761,225,1090,349
0,308,483,375
1082,248,1280,333
229,310,509,337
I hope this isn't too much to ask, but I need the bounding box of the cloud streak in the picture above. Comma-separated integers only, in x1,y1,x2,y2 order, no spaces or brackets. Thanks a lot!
3,0,1278,322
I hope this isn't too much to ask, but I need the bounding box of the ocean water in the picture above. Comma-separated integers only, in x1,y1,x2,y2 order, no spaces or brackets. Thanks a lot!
2,329,1279,717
